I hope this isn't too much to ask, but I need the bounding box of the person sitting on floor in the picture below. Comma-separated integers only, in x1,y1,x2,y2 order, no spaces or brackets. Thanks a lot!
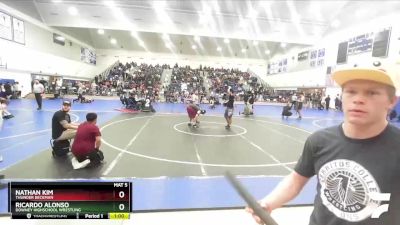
73,93,93,103
281,102,293,119
120,93,140,110
71,112,104,169
209,97,216,109
0,98,14,119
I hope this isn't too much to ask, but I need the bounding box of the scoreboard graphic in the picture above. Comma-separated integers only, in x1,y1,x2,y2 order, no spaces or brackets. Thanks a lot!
9,182,131,219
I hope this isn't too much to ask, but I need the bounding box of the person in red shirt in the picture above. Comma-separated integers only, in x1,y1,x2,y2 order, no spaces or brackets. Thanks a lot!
186,101,201,128
71,112,104,169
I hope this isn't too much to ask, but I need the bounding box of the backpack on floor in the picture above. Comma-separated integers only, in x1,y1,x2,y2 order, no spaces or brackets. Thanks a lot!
50,139,70,157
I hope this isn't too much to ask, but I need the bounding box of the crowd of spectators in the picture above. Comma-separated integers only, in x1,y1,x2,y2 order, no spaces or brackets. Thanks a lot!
57,61,265,105
206,67,262,101
90,62,164,100
164,64,206,103
0,82,21,99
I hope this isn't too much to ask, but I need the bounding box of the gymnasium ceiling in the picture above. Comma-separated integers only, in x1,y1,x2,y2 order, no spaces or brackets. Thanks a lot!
1,0,400,59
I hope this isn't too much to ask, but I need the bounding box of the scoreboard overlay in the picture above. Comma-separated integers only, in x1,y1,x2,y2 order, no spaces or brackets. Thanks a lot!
9,182,131,219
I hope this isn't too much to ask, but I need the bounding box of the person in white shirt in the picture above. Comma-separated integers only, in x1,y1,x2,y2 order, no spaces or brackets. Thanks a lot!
192,92,199,105
13,82,20,98
290,93,298,110
32,79,44,110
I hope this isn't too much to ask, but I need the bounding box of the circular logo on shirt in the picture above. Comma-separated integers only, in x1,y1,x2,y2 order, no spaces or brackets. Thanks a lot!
319,159,381,222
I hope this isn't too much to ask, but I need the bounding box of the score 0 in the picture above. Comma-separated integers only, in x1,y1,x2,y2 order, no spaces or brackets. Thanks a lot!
113,183,129,199
113,182,130,212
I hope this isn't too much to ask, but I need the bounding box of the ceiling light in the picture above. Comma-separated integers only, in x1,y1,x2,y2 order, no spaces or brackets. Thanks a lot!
104,1,115,7
260,1,271,9
139,40,145,47
199,15,208,25
153,1,167,9
356,9,368,18
110,38,117,44
241,49,246,53
130,31,137,37
68,6,78,16
192,45,197,50
265,50,270,55
248,9,258,19
309,2,320,12
162,33,169,40
292,14,301,23
194,36,200,42
253,41,258,46
217,47,222,52
239,19,246,28
280,43,287,48
212,1,220,13
52,0,63,3
97,29,104,35
55,36,65,41
224,38,230,44
331,19,340,28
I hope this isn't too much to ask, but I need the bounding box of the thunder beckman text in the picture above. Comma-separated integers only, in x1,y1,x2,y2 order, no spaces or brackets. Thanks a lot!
15,190,54,200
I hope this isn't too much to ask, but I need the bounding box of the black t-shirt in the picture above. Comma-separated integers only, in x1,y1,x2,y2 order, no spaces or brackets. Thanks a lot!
249,95,255,104
243,94,249,103
295,124,400,225
4,83,12,94
282,106,291,114
52,110,71,139
226,94,234,108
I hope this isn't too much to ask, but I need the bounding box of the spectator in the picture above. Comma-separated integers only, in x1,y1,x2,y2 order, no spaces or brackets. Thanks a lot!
0,84,6,99
32,79,44,110
281,102,292,119
4,82,12,99
290,93,298,110
324,95,331,110
247,63,400,225
334,94,342,111
12,82,21,99
0,98,14,119
51,101,79,141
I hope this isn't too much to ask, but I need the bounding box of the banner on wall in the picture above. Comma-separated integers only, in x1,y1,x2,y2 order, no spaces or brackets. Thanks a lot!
267,58,287,75
12,17,25,44
0,11,12,41
80,47,96,65
336,27,392,64
347,32,373,55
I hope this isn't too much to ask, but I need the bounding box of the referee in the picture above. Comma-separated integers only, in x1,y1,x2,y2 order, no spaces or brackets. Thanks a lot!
32,79,44,110
224,89,235,129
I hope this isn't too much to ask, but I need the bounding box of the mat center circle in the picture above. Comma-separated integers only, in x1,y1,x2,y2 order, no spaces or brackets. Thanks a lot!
173,121,247,137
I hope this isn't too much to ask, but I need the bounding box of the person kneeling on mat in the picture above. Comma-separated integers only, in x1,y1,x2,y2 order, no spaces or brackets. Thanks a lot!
71,112,104,169
0,98,14,119
281,102,293,119
51,100,80,156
